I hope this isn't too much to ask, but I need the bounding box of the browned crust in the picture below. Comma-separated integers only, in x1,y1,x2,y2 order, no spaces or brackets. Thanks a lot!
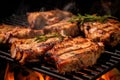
0,24,44,44
27,9,73,29
0,20,79,44
80,19,120,47
43,21,79,37
10,37,62,64
46,37,104,73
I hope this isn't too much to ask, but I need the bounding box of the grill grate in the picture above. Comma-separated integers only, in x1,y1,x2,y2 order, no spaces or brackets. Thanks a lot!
0,15,120,80
0,47,120,80
1,14,29,27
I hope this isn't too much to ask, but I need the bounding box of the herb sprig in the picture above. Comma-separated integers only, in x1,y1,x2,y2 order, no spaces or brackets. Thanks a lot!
34,33,64,43
69,14,117,25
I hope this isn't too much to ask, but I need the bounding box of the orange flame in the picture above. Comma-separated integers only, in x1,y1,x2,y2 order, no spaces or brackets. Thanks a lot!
5,63,120,80
46,76,51,80
97,68,120,80
15,70,44,80
34,71,44,80
4,63,14,80
4,63,56,80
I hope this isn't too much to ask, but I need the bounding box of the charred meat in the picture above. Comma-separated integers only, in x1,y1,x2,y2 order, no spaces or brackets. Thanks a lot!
0,19,79,44
80,19,120,47
43,20,79,37
27,9,73,29
10,33,65,64
45,37,104,73
0,24,44,44
8,19,79,64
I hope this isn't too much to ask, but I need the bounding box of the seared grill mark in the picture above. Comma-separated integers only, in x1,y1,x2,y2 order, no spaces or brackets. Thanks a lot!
43,21,79,37
46,37,104,73
51,38,88,53
10,35,63,64
56,43,98,61
49,39,91,55
0,24,44,44
88,23,119,34
80,19,120,46
55,41,92,56
27,10,73,29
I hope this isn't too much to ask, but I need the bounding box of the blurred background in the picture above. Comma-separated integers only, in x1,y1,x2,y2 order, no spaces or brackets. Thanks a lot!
0,0,120,21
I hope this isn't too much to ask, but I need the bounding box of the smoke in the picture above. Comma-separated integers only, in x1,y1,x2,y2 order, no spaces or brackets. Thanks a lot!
15,1,29,15
63,2,76,11
39,7,46,12
14,0,120,19
63,1,80,14
101,0,112,15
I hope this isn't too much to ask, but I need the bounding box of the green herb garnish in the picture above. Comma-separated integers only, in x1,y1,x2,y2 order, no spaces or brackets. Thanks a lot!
34,33,64,43
35,35,48,42
69,14,117,25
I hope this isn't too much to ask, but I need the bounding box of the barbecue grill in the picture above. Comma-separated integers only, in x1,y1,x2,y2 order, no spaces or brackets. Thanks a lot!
0,44,120,80
0,0,120,80
0,14,120,80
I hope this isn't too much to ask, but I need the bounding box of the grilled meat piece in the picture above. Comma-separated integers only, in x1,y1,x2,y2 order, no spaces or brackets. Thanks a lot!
27,9,73,29
80,19,120,47
9,19,79,64
0,24,16,43
10,33,64,64
0,24,44,44
43,20,79,37
0,20,79,44
45,37,104,73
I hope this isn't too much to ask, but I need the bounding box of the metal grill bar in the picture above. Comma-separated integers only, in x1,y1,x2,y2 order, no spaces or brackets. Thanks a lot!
0,50,71,80
2,14,29,26
105,51,120,57
0,49,120,80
